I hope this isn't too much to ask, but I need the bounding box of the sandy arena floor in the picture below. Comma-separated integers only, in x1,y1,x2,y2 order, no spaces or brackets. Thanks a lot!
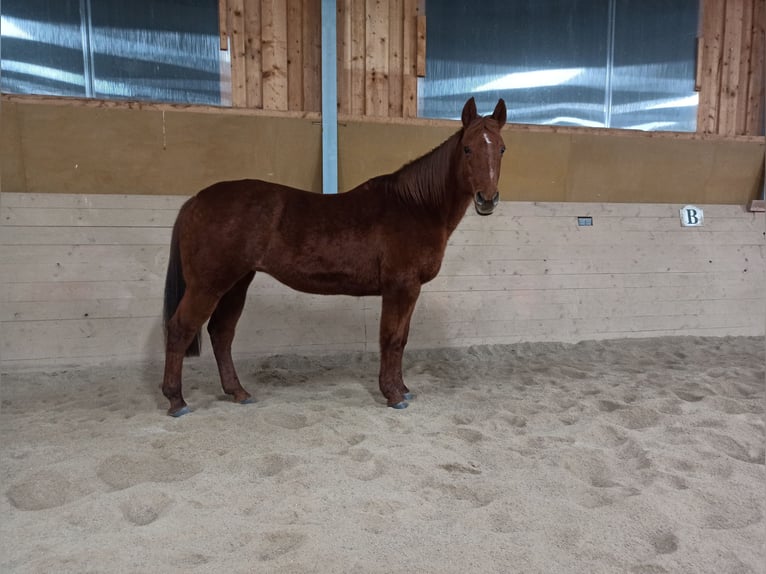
1,336,764,573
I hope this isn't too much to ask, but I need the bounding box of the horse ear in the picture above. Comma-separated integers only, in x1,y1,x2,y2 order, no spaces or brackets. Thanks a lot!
461,97,478,127
492,99,507,128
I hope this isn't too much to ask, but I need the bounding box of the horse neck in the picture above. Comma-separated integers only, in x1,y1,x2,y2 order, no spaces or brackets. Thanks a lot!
391,131,472,232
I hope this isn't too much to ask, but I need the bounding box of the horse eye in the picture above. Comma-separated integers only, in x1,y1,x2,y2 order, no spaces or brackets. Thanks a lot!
463,146,471,155
500,146,506,154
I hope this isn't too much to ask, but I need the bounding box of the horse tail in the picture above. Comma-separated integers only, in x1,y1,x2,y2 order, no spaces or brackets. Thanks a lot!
163,209,202,357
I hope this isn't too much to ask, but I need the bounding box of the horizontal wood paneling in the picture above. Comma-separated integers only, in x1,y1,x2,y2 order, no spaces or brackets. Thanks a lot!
1,193,763,367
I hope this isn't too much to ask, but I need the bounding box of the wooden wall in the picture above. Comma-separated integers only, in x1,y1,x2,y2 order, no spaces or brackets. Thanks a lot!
216,0,764,133
221,0,422,116
698,0,765,135
1,193,763,367
2,97,764,205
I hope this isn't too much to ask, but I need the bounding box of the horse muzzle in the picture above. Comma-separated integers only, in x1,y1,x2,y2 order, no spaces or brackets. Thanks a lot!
474,191,499,216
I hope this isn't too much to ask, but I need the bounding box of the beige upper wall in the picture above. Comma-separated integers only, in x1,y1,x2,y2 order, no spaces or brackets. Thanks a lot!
2,96,764,204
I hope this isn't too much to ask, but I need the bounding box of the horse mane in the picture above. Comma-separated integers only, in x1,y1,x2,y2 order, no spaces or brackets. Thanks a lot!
379,131,462,209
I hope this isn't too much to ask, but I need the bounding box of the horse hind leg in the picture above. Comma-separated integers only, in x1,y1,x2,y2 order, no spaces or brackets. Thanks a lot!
207,271,256,405
163,288,220,416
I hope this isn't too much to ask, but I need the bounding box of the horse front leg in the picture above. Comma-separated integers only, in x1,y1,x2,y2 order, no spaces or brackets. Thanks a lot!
379,284,421,409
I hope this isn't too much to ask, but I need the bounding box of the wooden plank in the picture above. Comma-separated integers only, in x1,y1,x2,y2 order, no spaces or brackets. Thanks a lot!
719,0,747,135
0,317,165,362
219,0,229,51
388,0,404,117
0,226,171,246
460,201,758,219
451,228,766,248
424,273,765,299
416,14,426,77
365,0,388,116
228,0,248,107
1,192,186,209
697,0,726,133
0,244,170,266
402,0,418,117
261,0,289,111
455,213,766,233
3,280,164,303
436,242,765,265
746,0,765,135
302,0,322,113
287,0,303,111
1,206,178,227
1,298,164,322
337,0,353,115
1,250,168,283
413,292,763,323
244,0,263,108
350,0,367,116
735,0,755,134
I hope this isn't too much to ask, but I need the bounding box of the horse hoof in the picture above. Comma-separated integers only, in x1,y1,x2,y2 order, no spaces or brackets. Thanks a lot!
240,397,255,405
403,392,414,401
169,405,191,417
389,401,409,410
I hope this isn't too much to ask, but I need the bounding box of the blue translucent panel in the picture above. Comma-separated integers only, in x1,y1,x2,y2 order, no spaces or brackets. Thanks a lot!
421,0,609,127
420,0,699,132
610,0,699,131
89,0,221,105
1,0,222,105
1,0,86,96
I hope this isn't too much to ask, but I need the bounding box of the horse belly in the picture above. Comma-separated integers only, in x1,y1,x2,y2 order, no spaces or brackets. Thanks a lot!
261,245,381,296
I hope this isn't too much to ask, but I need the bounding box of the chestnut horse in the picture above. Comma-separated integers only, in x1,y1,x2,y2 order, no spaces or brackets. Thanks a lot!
162,97,507,416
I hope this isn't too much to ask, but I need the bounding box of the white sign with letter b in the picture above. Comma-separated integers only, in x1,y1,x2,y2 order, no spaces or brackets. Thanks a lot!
680,205,703,227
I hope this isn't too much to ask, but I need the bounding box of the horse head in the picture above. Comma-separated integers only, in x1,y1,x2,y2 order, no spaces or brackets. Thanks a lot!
458,97,507,216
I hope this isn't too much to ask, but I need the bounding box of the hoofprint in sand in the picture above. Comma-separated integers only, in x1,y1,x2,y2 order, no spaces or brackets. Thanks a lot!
1,336,763,574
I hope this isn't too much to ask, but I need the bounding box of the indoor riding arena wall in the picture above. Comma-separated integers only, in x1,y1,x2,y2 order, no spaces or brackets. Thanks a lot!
1,98,765,367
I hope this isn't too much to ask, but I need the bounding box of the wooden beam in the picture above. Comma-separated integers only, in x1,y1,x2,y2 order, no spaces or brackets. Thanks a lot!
219,0,229,50
244,0,262,108
365,0,388,116
302,0,322,113
697,0,726,133
350,0,366,116
261,0,288,111
337,0,353,115
287,0,303,111
416,13,426,77
388,0,403,117
746,0,765,135
402,0,418,117
228,0,247,107
720,0,747,135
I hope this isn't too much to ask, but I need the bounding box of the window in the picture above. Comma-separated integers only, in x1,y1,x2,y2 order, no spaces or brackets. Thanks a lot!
420,0,699,131
1,0,223,105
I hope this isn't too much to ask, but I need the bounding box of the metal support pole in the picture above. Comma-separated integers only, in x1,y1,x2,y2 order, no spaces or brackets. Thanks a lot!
321,0,338,194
